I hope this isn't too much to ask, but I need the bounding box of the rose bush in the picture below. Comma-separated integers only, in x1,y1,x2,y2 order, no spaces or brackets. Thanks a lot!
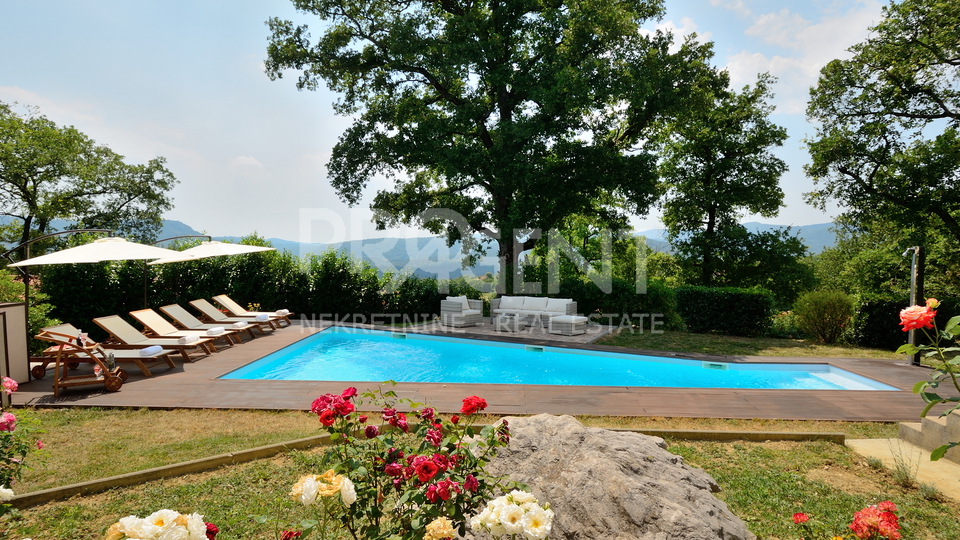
790,501,901,540
0,376,45,515
259,384,550,540
896,298,960,460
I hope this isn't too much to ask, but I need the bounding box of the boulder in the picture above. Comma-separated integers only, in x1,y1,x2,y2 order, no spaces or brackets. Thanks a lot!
479,414,755,540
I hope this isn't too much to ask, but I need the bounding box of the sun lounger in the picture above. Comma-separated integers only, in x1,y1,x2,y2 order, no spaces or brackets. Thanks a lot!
34,323,177,379
93,315,215,362
129,308,241,348
212,294,293,327
189,299,278,332
159,304,259,341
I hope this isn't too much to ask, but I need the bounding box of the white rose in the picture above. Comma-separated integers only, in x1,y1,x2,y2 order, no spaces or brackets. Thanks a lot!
0,486,14,501
340,477,357,506
509,490,536,505
521,505,553,540
184,513,208,540
499,503,526,534
297,476,320,506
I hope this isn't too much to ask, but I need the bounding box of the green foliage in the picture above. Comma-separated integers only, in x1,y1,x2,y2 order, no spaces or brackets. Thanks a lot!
675,286,775,336
766,310,805,340
0,270,60,354
265,0,722,289
556,277,683,331
656,73,789,288
793,291,854,344
673,225,815,309
0,101,176,247
851,295,911,351
805,0,960,244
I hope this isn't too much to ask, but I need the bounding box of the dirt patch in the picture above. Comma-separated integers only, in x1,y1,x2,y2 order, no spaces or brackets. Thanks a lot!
805,467,884,495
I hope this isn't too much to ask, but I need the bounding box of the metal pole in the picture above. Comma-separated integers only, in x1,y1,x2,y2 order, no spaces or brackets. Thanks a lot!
904,246,921,367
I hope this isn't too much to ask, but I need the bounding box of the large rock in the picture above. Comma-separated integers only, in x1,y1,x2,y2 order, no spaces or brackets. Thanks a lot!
480,414,755,540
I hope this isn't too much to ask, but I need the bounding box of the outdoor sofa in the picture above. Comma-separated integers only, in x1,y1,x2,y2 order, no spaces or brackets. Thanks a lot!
490,296,578,325
440,296,484,327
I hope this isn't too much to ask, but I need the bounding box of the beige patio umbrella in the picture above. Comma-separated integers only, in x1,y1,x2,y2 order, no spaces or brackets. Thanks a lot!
147,241,274,265
8,237,187,267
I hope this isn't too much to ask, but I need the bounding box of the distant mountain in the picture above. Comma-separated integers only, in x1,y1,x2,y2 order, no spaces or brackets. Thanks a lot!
637,222,836,255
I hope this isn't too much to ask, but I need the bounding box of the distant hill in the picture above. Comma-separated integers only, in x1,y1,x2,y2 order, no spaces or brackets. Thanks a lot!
4,217,837,276
637,222,836,255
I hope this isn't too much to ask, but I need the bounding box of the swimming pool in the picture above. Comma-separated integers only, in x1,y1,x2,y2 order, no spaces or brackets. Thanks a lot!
220,327,897,391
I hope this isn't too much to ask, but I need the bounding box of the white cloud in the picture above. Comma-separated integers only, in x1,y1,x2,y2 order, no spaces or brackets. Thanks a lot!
231,155,265,169
710,0,751,18
648,16,713,49
724,0,884,115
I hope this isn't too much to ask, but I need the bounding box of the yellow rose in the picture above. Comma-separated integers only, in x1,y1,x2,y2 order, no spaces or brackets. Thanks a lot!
104,523,124,540
316,469,345,497
424,516,456,540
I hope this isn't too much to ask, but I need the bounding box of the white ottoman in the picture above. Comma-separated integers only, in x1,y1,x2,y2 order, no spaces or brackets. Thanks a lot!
548,315,588,336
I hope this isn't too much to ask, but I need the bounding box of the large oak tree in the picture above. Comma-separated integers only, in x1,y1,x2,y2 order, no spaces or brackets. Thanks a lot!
265,0,721,291
0,102,176,250
805,0,960,242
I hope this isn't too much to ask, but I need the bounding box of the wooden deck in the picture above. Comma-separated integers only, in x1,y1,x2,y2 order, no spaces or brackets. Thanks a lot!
10,319,944,422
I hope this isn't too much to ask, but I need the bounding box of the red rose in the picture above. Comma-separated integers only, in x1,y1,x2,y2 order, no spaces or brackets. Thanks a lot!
205,522,219,539
450,415,459,425
358,415,368,423
341,387,358,399
365,425,380,439
334,400,355,416
464,474,479,492
899,305,936,331
281,531,302,540
385,462,404,477
793,512,809,524
460,396,488,415
420,407,435,420
318,409,336,426
416,460,440,483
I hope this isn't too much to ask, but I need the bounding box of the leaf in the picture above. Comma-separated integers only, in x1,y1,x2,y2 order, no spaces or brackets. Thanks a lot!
896,344,921,355
912,380,930,393
929,443,958,461
944,315,960,334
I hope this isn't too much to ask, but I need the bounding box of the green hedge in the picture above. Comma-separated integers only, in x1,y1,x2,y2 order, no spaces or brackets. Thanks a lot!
851,295,960,350
675,286,775,336
558,277,684,330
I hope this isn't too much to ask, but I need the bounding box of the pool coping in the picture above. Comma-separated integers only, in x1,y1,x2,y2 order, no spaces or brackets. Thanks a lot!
11,321,952,422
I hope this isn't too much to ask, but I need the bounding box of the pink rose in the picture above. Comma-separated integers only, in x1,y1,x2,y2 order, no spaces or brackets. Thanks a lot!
0,412,16,432
341,387,357,399
364,425,380,439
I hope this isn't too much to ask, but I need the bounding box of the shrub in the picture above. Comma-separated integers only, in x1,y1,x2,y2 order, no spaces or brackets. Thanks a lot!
558,277,684,330
675,286,775,336
793,291,854,344
767,310,805,339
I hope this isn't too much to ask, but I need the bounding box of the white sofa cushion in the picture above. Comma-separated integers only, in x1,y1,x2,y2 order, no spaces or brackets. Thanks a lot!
545,298,571,313
499,296,525,310
522,296,549,311
446,296,470,310
462,309,482,316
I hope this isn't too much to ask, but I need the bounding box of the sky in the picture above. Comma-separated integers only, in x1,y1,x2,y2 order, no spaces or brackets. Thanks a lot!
0,0,886,245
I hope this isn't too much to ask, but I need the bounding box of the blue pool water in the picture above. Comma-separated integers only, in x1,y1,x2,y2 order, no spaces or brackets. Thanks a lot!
221,327,897,390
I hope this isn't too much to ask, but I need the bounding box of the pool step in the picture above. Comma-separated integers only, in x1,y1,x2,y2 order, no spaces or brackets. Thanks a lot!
898,409,960,463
